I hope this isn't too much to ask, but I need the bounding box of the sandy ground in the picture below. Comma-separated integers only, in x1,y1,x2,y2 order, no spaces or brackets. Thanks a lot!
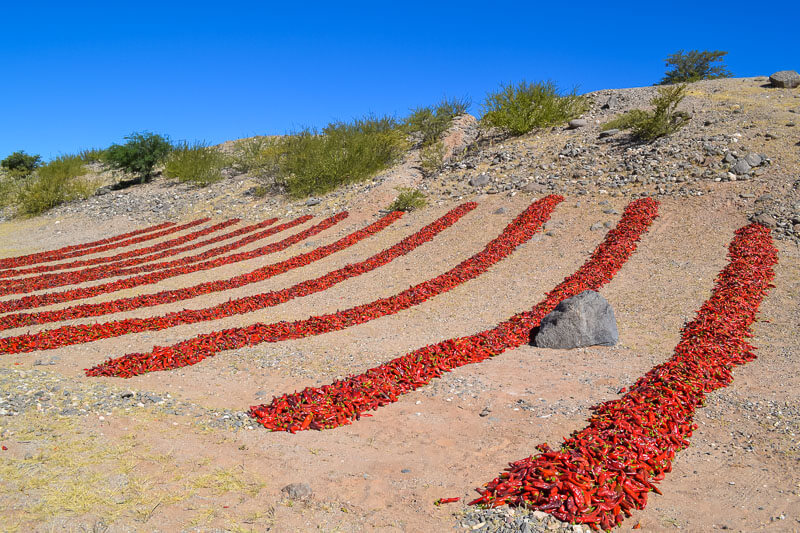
0,183,798,532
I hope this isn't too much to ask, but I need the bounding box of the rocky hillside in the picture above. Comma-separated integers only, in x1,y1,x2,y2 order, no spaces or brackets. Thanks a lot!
46,76,800,243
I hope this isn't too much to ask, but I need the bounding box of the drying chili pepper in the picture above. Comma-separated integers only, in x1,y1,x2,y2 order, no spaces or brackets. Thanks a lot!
469,222,777,531
0,214,332,313
435,497,460,505
246,197,657,433
84,196,562,377
0,217,279,279
0,220,179,270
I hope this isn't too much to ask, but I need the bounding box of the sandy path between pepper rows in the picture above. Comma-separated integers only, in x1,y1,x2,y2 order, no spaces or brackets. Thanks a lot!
0,192,798,532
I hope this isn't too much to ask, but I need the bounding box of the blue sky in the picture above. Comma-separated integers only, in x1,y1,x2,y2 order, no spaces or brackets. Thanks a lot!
1,1,797,159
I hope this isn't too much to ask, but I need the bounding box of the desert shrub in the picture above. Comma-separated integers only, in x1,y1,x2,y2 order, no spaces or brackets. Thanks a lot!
659,50,731,85
387,188,427,212
279,115,408,198
1,150,42,179
16,155,92,216
78,147,108,163
419,141,446,175
481,81,588,135
601,84,690,141
103,132,173,183
164,141,230,186
232,136,286,179
403,97,470,146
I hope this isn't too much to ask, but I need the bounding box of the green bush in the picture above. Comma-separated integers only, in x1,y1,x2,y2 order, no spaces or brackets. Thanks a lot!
103,132,173,183
232,136,286,179
78,147,108,163
403,97,470,146
164,141,230,186
419,141,446,176
279,115,408,198
601,84,690,141
481,81,588,135
387,188,427,212
16,155,92,216
659,50,731,85
1,150,42,179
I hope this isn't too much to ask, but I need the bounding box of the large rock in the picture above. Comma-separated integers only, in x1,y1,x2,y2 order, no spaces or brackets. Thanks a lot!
281,482,312,500
769,70,800,89
534,290,618,349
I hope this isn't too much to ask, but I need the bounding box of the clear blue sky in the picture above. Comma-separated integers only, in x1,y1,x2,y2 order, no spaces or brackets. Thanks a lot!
1,1,797,159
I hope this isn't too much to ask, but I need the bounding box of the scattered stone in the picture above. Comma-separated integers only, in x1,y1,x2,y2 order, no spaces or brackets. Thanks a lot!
493,207,507,215
598,129,619,138
743,153,763,167
769,70,800,89
281,482,312,501
469,174,490,187
305,198,321,206
479,406,491,417
534,290,619,349
590,222,603,231
752,213,776,228
740,193,755,199
568,119,588,129
601,94,619,110
400,468,411,474
731,160,752,175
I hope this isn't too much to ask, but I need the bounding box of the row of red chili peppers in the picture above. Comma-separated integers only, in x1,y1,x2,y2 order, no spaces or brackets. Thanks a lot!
0,215,317,294
84,196,562,377
0,217,279,279
247,197,658,433
0,221,176,270
0,218,210,272
0,204,477,349
469,222,777,531
0,213,345,314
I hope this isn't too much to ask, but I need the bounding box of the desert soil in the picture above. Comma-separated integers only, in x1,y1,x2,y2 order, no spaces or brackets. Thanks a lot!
0,77,798,533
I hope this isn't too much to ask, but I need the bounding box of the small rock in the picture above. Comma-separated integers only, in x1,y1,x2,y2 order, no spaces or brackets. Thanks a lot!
534,290,619,349
479,407,491,417
469,174,490,187
305,198,321,206
590,222,603,231
568,119,588,129
743,153,762,167
752,213,776,228
731,160,752,175
601,94,619,110
493,207,507,215
598,129,619,138
522,182,544,193
740,193,755,199
400,468,411,473
281,482,312,500
769,70,800,89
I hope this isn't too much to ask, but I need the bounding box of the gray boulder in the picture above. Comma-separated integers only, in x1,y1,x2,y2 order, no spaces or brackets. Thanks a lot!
534,290,618,349
469,174,490,187
731,160,752,175
568,119,588,129
743,153,763,167
769,70,800,89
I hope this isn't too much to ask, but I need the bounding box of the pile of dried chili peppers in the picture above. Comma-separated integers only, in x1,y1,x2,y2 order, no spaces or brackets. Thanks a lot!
248,197,657,433
0,204,475,350
469,222,777,531
84,195,562,377
0,210,410,331
0,221,176,270
0,214,341,313
0,217,278,278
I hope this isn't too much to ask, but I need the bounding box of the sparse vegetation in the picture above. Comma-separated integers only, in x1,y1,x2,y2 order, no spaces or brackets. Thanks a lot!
164,141,230,186
279,115,408,198
659,49,731,85
387,187,427,212
1,150,42,179
78,147,108,163
15,155,93,216
481,80,588,135
602,84,690,141
103,132,173,183
419,141,446,176
403,97,470,146
232,136,285,180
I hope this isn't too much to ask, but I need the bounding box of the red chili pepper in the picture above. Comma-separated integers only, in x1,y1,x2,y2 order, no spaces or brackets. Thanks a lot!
435,497,460,505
